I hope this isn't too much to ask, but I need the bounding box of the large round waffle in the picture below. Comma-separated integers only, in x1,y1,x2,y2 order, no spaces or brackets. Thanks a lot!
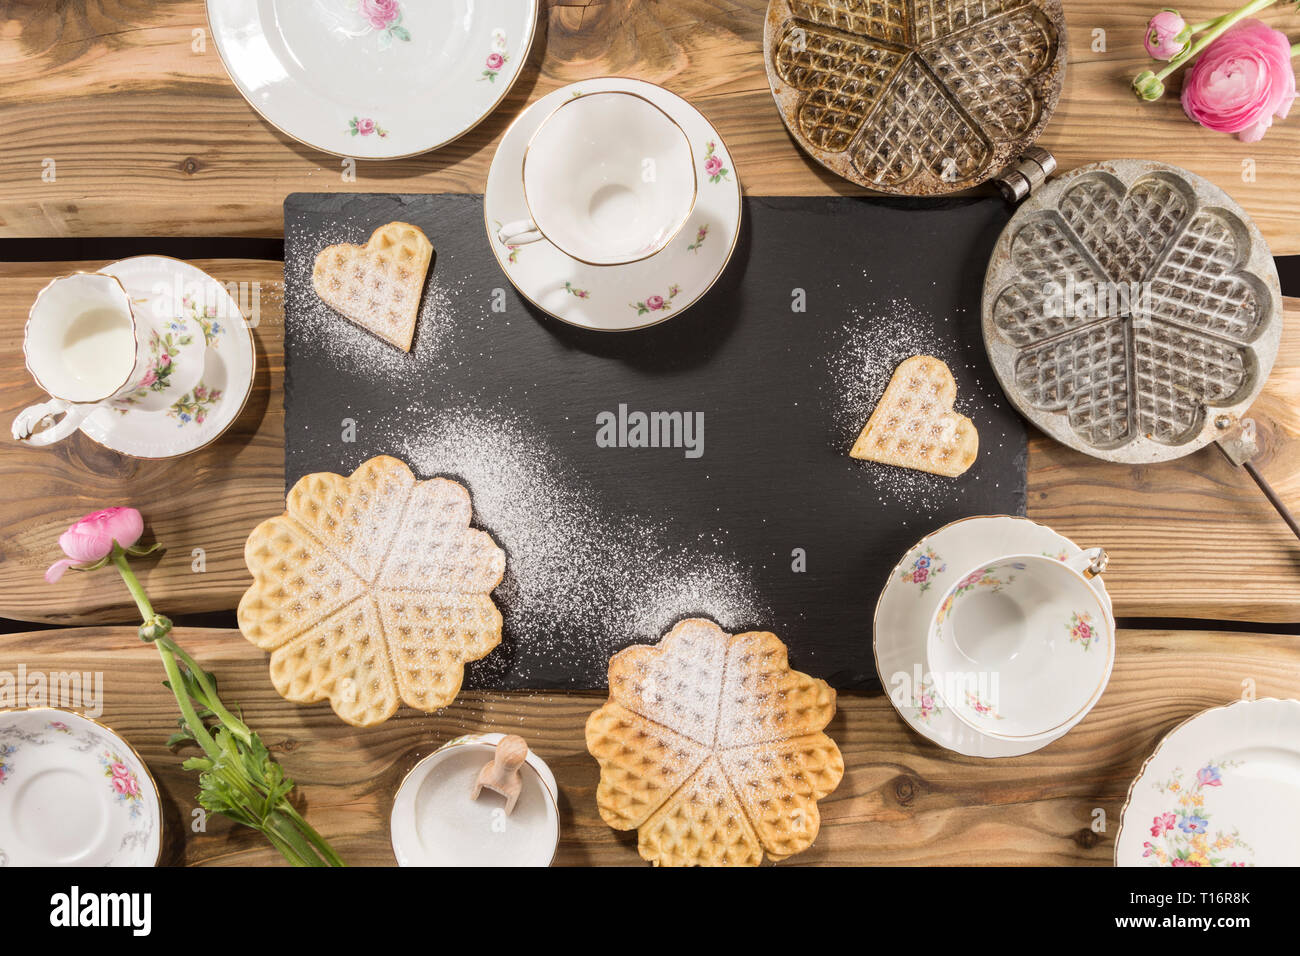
763,0,1066,195
982,160,1282,464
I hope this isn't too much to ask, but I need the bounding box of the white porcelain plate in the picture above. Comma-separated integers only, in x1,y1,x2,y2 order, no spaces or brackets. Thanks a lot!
484,77,742,330
391,733,559,867
79,257,255,459
0,709,161,867
874,515,1114,758
1116,697,1300,867
208,0,538,159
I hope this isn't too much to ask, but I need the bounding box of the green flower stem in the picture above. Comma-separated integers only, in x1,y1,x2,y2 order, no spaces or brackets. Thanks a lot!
1152,0,1279,82
155,633,253,745
111,551,220,761
279,802,347,867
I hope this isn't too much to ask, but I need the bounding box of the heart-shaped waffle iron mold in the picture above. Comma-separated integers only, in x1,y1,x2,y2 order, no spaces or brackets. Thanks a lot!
763,0,1066,195
982,160,1282,464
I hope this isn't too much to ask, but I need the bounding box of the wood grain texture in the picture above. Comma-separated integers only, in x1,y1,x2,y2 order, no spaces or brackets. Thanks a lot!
0,625,1292,866
1,2,1299,248
2,260,1299,624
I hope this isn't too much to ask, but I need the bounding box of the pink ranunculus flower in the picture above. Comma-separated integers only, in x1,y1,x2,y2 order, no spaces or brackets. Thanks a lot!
486,52,504,71
360,0,400,29
645,295,665,311
356,117,376,136
45,507,144,583
1182,20,1297,143
1144,10,1189,61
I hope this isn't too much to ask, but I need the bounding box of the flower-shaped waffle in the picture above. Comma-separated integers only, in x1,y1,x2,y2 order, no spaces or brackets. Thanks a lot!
238,455,505,727
764,0,1065,194
586,618,844,866
982,162,1281,463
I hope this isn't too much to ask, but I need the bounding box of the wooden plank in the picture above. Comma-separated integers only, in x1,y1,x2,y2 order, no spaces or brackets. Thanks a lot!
1,2,1299,249
2,260,1299,624
0,625,1291,865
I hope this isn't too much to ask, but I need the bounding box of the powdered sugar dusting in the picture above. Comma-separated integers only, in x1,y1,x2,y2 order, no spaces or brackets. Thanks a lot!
822,297,1015,517
377,404,768,686
284,220,463,376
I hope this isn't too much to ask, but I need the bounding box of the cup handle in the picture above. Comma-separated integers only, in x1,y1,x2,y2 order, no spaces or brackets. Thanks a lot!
497,219,544,247
11,398,92,446
1065,546,1109,580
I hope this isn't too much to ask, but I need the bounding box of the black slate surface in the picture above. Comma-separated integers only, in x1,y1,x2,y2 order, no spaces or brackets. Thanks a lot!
283,193,1025,691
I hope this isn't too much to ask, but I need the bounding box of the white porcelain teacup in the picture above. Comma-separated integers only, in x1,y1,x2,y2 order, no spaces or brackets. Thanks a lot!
925,548,1112,740
496,90,697,266
12,272,205,446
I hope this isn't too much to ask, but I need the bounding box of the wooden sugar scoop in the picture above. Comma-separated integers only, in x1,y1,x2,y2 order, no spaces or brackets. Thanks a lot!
471,734,529,815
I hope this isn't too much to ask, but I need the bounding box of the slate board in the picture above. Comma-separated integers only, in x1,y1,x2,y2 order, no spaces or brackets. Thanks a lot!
283,193,1025,691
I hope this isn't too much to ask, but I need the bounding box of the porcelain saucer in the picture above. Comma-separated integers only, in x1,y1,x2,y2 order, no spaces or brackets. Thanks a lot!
0,708,161,867
874,515,1115,758
484,77,742,331
391,732,558,867
78,257,255,459
208,0,539,159
1116,697,1300,866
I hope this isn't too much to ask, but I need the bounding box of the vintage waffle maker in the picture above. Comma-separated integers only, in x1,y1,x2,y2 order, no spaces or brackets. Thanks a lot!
982,158,1297,539
763,0,1067,195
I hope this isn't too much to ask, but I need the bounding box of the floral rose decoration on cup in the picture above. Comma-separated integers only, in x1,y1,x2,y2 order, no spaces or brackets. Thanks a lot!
45,506,148,583
1146,9,1192,59
1182,19,1297,142
360,0,400,29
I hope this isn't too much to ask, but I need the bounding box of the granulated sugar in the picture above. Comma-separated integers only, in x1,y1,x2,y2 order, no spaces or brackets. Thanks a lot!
284,220,464,376
822,297,1012,516
381,403,768,685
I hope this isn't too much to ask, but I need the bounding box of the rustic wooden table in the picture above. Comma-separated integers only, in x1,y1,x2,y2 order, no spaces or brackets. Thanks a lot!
2,1,1298,866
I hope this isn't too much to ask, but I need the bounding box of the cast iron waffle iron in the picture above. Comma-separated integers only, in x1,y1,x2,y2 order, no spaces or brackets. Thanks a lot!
982,159,1297,535
763,0,1066,195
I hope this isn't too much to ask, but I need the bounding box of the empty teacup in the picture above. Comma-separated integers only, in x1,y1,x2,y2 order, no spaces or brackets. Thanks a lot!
926,549,1112,739
12,272,205,446
496,90,696,265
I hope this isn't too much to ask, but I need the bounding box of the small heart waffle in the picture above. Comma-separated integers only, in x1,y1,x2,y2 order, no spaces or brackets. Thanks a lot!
312,221,432,351
238,455,505,727
850,355,978,477
586,618,844,866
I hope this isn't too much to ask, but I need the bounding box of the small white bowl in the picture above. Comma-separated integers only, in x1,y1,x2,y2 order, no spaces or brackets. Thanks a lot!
391,733,559,867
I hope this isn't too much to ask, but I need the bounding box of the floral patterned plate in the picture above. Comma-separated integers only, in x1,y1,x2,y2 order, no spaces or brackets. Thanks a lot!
1116,697,1300,867
207,0,538,160
0,708,161,867
483,77,742,331
873,515,1114,758
79,257,255,459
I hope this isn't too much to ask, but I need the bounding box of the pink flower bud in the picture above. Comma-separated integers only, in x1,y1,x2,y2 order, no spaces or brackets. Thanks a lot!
1144,10,1189,61
45,507,144,583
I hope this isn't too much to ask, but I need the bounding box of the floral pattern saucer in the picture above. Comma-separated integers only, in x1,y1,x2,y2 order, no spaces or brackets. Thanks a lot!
1116,697,1300,866
874,515,1114,758
484,77,743,331
208,0,538,159
0,708,160,867
79,257,255,459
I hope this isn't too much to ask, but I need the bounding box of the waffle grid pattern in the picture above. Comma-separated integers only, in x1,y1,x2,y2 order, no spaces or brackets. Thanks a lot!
238,456,505,726
586,619,844,866
991,171,1271,450
771,0,1059,192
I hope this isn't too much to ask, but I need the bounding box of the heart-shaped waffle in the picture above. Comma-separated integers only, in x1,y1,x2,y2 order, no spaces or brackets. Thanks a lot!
586,619,844,866
983,161,1282,463
765,0,1065,194
850,355,979,476
312,221,433,351
238,455,505,727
